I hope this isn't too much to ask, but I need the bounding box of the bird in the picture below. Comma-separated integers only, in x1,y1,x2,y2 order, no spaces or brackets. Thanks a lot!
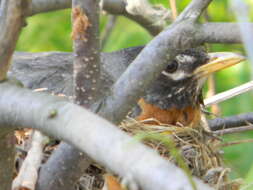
133,48,244,128
104,48,244,190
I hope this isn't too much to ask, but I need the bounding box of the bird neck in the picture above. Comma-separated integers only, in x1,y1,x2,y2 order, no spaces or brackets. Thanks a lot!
144,76,203,110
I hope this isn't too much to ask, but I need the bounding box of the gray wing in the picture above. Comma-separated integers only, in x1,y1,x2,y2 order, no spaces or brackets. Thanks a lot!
10,46,144,97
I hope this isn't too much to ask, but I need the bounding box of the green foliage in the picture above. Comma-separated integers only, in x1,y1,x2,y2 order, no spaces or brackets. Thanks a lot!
17,10,72,52
16,0,253,183
102,16,151,52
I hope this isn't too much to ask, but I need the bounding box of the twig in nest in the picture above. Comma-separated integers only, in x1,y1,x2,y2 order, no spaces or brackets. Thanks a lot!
220,139,253,147
216,168,230,189
204,80,253,107
214,125,253,135
33,88,48,92
12,130,48,190
120,117,229,189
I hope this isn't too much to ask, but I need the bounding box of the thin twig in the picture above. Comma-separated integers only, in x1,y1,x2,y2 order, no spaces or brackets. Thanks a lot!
169,0,178,20
214,125,253,135
101,15,117,49
209,112,253,131
204,80,253,107
220,139,253,147
206,75,220,115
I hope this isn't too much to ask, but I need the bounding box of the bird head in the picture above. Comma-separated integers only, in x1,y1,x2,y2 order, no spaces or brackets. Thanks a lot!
144,49,245,109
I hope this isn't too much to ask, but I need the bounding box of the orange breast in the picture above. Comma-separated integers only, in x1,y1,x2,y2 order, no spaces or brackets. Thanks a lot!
136,98,201,127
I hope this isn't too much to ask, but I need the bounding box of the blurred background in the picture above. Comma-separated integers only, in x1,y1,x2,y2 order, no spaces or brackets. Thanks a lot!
16,0,253,186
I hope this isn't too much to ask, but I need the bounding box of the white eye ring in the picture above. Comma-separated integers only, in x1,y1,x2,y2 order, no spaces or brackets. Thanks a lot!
162,70,191,81
162,71,170,77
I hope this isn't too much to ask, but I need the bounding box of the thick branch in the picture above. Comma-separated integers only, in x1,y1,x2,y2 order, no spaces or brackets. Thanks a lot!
72,0,100,107
0,83,212,190
0,0,30,80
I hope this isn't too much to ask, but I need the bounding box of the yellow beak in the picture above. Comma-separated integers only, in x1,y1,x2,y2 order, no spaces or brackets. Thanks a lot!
194,52,245,78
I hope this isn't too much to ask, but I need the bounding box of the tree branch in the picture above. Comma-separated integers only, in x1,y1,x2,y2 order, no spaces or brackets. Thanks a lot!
38,1,101,189
0,0,30,80
213,125,253,135
36,142,91,190
101,15,117,49
0,82,212,190
121,0,171,35
29,0,253,41
209,112,253,131
72,0,100,107
29,0,71,15
0,1,30,189
204,80,253,107
30,0,171,36
176,0,212,21
200,23,253,44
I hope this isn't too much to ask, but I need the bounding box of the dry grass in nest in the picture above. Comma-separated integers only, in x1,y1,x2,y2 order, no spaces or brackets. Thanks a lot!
120,117,242,190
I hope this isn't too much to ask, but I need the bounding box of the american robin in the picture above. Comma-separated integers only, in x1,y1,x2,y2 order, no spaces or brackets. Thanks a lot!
103,49,244,190
133,48,244,127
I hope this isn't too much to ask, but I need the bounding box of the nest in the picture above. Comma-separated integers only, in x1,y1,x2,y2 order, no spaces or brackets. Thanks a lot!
119,117,241,190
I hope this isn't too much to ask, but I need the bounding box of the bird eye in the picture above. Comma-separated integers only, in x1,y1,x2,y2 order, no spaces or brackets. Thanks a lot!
166,61,178,73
